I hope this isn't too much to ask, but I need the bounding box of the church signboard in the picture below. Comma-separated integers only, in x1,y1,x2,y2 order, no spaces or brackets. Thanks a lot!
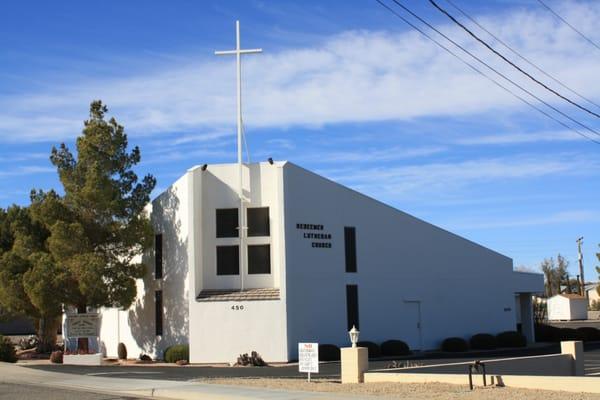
65,313,99,338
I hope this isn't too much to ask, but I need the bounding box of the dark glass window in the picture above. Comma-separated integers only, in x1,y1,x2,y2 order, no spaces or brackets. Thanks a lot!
155,290,163,336
344,227,357,273
216,208,239,238
248,244,271,274
346,284,359,330
247,207,270,237
155,234,163,279
217,245,239,275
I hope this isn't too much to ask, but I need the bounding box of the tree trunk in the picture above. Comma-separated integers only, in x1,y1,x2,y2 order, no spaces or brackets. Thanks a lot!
36,316,60,353
76,304,89,353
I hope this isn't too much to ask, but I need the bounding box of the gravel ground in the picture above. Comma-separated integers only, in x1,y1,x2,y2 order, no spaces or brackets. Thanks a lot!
198,377,600,400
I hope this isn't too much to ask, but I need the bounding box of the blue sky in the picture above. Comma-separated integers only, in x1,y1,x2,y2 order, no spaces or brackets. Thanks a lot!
0,0,599,280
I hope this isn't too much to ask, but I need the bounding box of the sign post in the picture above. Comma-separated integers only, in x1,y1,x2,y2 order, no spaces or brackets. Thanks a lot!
298,343,319,382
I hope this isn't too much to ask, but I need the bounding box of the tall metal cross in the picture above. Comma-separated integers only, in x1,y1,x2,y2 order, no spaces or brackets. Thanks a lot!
215,21,262,291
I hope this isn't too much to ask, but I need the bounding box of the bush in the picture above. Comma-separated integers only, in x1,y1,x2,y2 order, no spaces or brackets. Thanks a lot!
469,333,497,350
0,335,17,363
235,351,267,366
380,340,410,356
535,324,559,342
117,342,127,360
557,328,581,341
576,327,600,342
50,350,63,364
496,331,527,348
357,341,381,358
163,344,189,363
139,353,152,362
318,344,340,361
441,337,469,352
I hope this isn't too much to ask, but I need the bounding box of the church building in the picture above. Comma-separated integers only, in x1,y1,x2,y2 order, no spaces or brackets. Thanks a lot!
97,161,543,363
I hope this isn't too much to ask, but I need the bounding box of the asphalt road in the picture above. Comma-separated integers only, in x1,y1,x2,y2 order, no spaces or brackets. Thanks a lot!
0,383,144,400
24,347,600,381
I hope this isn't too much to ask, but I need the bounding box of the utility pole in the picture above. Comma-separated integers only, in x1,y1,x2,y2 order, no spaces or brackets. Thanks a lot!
215,21,262,291
576,237,585,297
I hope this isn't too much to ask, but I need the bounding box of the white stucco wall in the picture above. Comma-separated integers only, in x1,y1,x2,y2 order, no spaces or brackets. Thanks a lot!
99,174,190,359
188,162,288,363
282,163,531,358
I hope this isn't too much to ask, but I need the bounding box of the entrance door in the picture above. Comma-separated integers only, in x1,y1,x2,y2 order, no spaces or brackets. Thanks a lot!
403,300,422,350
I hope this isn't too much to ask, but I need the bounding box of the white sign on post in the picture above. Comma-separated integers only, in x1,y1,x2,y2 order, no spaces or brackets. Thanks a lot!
298,342,319,382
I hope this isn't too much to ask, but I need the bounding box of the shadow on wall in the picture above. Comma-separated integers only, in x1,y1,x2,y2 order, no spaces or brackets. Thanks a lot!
127,185,189,359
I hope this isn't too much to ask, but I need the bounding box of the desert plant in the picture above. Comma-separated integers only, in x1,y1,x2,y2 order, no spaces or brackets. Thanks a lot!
0,335,17,363
356,341,381,358
50,350,63,364
117,342,127,360
576,327,600,342
469,333,497,350
441,337,469,352
318,344,340,361
163,344,189,363
496,331,527,347
139,353,152,362
590,300,600,311
235,351,267,366
380,340,410,356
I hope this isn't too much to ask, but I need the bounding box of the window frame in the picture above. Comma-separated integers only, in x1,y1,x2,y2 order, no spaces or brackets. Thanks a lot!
216,208,239,238
247,244,271,274
216,244,240,276
247,207,270,237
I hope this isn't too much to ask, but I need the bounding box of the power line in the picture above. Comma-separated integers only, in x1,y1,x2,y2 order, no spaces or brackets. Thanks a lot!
536,0,600,53
429,0,600,119
386,0,600,138
443,0,600,111
373,0,600,145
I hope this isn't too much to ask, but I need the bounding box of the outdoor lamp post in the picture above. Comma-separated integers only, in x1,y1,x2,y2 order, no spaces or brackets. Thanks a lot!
349,325,359,348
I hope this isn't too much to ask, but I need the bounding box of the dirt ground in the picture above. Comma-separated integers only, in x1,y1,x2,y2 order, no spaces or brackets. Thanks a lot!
198,377,600,400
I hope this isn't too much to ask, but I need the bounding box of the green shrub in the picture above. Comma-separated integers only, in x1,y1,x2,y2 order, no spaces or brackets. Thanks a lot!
496,331,527,347
557,328,581,341
163,344,189,363
357,341,381,358
469,333,497,350
318,344,340,361
235,351,267,366
535,324,559,342
117,342,127,360
441,337,468,352
380,340,410,356
50,350,63,364
0,335,17,363
576,327,600,342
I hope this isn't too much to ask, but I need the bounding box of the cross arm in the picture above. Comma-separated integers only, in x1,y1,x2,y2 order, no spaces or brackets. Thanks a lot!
214,48,263,56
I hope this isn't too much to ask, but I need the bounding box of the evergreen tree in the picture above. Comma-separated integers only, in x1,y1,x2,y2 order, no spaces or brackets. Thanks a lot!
47,100,156,314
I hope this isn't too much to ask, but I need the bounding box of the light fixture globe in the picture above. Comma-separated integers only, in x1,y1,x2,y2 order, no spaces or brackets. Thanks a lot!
349,325,360,348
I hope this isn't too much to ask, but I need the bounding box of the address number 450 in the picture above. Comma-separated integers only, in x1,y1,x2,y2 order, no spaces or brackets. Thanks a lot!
231,305,244,311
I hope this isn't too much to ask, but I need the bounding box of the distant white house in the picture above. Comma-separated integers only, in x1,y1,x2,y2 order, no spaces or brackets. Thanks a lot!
547,294,588,321
585,283,599,307
94,161,544,363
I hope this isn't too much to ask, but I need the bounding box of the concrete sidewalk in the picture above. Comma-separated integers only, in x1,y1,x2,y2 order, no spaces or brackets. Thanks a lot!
0,362,355,400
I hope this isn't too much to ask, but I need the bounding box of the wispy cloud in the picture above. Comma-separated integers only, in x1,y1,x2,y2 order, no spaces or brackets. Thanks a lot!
321,153,598,201
448,210,600,230
1,3,599,143
0,165,55,177
454,130,584,145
